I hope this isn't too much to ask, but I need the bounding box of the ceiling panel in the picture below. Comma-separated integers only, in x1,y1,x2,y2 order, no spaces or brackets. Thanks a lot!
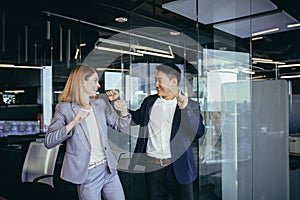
214,10,299,38
162,0,277,25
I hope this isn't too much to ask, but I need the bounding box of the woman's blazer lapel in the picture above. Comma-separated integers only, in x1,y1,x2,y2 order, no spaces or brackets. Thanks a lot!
90,101,108,145
71,102,91,152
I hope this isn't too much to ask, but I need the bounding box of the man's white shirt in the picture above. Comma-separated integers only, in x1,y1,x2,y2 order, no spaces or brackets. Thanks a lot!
147,97,177,159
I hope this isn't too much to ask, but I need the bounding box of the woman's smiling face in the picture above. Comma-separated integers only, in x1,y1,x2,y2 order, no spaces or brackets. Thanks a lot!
83,72,100,97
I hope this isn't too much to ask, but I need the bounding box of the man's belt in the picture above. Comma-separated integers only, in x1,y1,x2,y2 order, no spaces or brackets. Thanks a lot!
148,156,172,167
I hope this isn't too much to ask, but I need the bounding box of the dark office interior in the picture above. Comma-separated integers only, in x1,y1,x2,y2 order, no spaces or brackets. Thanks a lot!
1,0,300,199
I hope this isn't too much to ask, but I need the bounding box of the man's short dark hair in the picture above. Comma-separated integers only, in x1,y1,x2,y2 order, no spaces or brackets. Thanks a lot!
156,63,181,84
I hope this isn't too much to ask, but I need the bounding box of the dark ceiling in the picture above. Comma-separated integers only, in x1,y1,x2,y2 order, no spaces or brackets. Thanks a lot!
1,0,300,88
251,0,300,62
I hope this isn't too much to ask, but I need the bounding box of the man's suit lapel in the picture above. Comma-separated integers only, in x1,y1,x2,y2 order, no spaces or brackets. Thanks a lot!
171,107,181,140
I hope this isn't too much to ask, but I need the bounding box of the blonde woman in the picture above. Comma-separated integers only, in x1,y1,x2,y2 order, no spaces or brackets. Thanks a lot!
45,64,130,200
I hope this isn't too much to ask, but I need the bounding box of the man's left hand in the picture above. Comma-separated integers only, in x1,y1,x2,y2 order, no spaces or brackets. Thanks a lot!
176,92,188,109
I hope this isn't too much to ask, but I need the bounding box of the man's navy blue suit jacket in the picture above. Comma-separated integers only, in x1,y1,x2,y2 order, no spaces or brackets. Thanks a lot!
128,94,205,184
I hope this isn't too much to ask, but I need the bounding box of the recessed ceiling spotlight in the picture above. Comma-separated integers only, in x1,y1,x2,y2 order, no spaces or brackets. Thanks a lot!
115,17,128,23
169,31,181,36
219,47,227,51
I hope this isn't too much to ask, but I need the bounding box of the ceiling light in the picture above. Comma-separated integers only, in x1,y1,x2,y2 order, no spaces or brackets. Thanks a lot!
210,68,239,73
252,57,273,62
252,36,263,41
252,58,285,65
280,74,300,79
252,60,285,64
74,48,80,59
5,90,25,94
252,65,264,70
96,38,174,59
287,23,300,28
95,46,143,56
54,91,63,94
0,64,14,67
80,43,87,47
169,31,181,36
242,69,255,74
136,46,174,59
219,47,227,51
115,17,128,23
97,38,172,54
250,75,266,80
97,38,131,48
252,28,279,36
0,64,43,69
136,50,175,59
138,45,173,55
96,68,129,72
278,64,300,68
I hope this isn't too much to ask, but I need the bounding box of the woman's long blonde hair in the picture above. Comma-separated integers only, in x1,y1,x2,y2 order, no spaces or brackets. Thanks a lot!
59,64,97,107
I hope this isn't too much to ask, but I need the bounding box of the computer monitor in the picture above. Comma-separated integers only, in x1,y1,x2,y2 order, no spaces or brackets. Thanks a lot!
2,94,15,104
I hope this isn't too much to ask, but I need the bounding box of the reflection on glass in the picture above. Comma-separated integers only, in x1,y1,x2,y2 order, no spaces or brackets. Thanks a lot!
0,121,40,138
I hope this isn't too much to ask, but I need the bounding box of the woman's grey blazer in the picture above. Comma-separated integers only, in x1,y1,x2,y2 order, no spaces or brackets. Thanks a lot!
44,98,131,184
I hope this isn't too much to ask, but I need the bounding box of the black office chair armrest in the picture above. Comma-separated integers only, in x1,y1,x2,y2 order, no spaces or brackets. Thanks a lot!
33,175,54,183
118,152,125,162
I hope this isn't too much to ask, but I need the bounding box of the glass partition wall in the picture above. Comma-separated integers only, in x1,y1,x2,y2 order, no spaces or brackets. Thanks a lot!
0,0,290,199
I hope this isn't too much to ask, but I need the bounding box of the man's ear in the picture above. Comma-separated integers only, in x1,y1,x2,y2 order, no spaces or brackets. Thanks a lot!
172,77,178,86
82,80,86,88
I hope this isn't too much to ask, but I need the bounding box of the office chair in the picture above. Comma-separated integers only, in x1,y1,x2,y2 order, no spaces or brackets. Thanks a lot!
8,141,60,200
21,141,60,187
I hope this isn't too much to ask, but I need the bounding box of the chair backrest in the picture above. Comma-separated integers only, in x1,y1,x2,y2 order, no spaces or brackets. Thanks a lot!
21,141,60,188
